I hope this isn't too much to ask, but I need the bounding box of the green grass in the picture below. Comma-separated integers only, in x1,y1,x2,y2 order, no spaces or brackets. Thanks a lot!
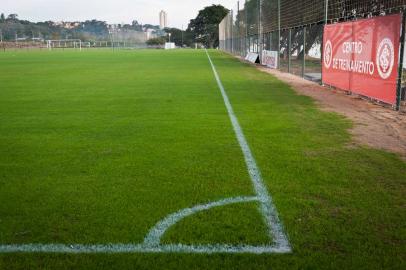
0,49,405,269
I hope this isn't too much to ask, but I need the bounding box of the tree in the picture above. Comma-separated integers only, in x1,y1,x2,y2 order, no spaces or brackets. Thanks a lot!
131,20,142,31
187,5,228,48
7,14,18,21
143,24,160,31
76,20,109,38
146,37,165,46
163,27,194,47
0,13,5,22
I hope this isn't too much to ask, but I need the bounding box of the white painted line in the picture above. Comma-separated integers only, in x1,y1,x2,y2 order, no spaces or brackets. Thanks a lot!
144,196,258,247
0,50,292,254
0,195,290,254
0,243,289,254
205,50,291,253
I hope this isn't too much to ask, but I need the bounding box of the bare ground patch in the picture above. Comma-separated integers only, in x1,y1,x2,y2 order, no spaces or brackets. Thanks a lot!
255,66,406,160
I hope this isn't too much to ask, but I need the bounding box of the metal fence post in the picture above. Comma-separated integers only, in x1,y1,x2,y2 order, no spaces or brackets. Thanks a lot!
302,27,306,78
245,1,248,54
321,0,329,85
278,0,281,70
396,12,405,111
288,29,291,73
237,1,241,56
258,0,262,62
231,10,234,54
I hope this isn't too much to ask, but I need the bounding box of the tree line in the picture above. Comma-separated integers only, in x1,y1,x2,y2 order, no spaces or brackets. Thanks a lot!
1,4,229,48
147,5,229,48
0,13,162,42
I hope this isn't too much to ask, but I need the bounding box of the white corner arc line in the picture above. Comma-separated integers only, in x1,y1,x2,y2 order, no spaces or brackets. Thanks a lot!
205,50,291,252
144,196,258,247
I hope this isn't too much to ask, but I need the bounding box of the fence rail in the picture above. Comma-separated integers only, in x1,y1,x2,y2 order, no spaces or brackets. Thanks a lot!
219,0,406,108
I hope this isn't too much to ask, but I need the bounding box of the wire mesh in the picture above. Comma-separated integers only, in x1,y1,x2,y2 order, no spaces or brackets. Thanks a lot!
219,0,406,50
288,28,304,76
261,0,278,33
402,17,406,101
328,0,406,22
280,0,325,29
246,0,259,36
219,0,405,83
304,24,323,81
279,29,289,72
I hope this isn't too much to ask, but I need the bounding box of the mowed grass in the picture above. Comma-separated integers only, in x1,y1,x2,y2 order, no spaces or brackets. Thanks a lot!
0,49,405,269
0,49,268,245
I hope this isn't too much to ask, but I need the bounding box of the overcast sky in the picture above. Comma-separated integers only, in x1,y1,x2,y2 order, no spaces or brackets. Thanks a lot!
2,0,238,28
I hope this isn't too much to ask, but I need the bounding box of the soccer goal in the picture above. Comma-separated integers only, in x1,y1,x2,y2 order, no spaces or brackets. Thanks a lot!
46,39,83,50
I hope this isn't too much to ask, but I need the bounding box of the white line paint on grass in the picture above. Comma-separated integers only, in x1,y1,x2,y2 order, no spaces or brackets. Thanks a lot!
0,243,289,254
0,50,292,254
144,196,258,247
205,50,291,253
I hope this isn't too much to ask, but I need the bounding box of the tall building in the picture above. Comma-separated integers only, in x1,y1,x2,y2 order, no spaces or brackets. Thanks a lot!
159,10,167,29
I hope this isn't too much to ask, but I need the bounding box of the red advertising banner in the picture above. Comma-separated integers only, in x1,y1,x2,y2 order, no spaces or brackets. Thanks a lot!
322,14,402,104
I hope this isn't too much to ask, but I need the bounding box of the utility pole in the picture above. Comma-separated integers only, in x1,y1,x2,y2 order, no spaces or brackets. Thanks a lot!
109,28,115,51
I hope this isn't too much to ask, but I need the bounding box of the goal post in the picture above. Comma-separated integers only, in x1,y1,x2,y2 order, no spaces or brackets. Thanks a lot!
46,39,83,51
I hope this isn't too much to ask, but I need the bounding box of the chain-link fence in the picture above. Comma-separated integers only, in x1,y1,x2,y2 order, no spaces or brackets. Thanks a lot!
220,0,405,73
402,17,406,109
219,0,406,106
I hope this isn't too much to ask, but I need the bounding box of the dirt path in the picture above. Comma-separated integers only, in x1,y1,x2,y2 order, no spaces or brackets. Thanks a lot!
256,66,406,160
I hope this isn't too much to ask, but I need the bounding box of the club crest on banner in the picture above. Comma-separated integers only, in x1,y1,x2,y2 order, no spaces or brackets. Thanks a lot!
324,40,332,68
376,38,395,80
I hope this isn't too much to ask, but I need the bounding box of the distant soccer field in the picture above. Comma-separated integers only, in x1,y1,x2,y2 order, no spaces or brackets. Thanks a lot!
0,49,405,269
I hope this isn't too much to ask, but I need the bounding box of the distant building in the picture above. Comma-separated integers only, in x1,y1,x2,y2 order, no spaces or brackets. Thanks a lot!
159,10,167,29
145,28,155,39
52,21,80,29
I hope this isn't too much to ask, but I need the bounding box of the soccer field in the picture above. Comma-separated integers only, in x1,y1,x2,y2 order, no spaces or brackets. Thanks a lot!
0,49,405,269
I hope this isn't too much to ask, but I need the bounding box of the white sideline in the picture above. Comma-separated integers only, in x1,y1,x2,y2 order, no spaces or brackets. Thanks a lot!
205,50,291,252
0,50,292,254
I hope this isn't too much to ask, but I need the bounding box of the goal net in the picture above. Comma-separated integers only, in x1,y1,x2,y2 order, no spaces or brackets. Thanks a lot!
46,39,83,50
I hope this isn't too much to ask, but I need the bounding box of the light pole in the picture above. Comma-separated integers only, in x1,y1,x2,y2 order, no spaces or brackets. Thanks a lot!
109,29,114,50
181,25,184,47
